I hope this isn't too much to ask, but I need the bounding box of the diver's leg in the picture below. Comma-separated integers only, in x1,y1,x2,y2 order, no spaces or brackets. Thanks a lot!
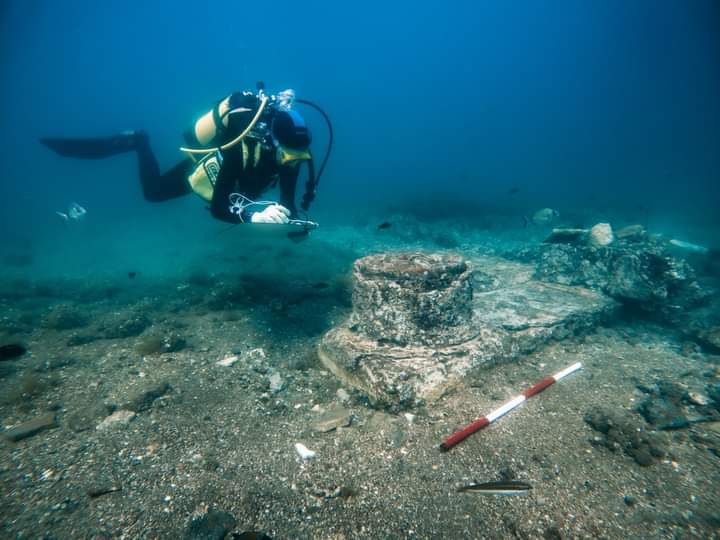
41,131,192,202
134,131,192,202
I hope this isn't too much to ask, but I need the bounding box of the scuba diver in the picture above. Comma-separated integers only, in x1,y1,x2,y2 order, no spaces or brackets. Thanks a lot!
41,83,332,227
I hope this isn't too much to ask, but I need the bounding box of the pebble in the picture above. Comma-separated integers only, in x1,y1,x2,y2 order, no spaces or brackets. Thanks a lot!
269,371,284,394
686,392,709,406
312,405,351,432
96,410,136,430
295,442,317,460
216,355,239,367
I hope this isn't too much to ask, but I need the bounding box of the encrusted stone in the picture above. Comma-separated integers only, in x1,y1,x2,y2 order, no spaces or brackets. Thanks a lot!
349,253,474,347
319,252,615,410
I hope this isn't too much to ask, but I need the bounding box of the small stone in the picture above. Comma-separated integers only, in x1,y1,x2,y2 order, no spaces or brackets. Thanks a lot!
588,223,614,247
3,413,58,441
686,392,709,406
96,410,136,430
336,388,351,403
312,405,351,432
123,381,171,412
295,442,317,460
268,371,284,394
216,355,239,367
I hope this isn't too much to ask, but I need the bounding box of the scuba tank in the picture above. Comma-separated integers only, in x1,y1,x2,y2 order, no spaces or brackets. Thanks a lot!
183,92,265,151
181,83,333,212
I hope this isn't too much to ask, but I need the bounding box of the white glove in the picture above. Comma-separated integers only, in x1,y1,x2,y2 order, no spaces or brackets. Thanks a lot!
250,204,290,224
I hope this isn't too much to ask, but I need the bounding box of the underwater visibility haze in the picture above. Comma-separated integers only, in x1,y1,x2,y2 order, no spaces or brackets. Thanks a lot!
1,1,720,538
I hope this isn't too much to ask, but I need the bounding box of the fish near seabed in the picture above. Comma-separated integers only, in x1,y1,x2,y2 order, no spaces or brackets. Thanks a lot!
525,208,560,227
457,480,532,495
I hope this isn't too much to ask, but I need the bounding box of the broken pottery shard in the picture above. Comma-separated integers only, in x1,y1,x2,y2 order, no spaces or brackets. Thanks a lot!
4,413,58,441
312,405,351,432
319,252,615,410
349,252,475,347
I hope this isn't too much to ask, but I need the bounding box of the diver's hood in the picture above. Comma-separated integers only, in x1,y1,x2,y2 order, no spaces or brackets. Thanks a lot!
272,109,312,150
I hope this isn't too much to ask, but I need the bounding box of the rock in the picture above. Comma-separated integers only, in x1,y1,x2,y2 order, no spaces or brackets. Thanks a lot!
585,407,666,466
0,343,26,361
96,410,136,430
312,405,351,432
103,313,151,339
247,348,268,373
336,388,351,403
183,508,237,540
588,223,614,247
319,253,615,410
3,412,58,441
268,371,284,394
696,326,720,351
637,397,686,429
66,333,97,347
123,381,172,412
543,228,588,245
295,442,317,460
42,305,88,330
535,236,710,322
216,355,240,367
615,224,646,241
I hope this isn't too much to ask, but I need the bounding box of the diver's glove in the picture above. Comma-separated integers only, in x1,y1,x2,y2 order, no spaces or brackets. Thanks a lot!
250,204,290,224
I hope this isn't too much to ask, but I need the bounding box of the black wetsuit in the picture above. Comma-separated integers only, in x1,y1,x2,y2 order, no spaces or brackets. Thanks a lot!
41,91,304,224
135,131,300,224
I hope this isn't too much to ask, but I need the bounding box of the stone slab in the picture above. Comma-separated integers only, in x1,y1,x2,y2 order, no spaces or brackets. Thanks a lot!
319,255,617,410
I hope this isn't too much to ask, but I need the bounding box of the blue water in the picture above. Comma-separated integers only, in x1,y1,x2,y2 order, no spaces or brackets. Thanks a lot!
1,1,718,269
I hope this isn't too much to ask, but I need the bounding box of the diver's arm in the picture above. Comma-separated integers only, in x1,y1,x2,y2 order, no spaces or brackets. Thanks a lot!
209,155,243,223
278,164,300,219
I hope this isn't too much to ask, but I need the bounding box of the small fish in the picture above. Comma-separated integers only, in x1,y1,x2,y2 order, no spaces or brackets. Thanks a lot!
524,208,560,228
378,221,392,230
311,282,329,289
127,271,137,279
0,343,27,361
457,480,532,495
507,186,520,195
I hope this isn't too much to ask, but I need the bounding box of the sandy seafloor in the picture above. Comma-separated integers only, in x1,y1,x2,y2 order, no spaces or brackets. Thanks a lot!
1,212,719,539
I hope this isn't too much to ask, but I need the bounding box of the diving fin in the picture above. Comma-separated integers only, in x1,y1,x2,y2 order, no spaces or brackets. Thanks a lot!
40,131,142,159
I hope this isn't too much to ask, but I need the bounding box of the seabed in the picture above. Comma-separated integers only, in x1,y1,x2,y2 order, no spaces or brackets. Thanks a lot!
1,214,719,539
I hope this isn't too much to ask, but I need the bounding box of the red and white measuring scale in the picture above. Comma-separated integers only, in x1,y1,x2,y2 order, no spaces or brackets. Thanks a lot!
440,362,583,451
